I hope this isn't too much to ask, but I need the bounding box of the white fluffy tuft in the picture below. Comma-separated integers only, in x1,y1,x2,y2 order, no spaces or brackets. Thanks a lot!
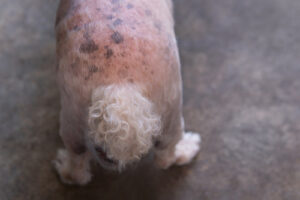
88,84,161,167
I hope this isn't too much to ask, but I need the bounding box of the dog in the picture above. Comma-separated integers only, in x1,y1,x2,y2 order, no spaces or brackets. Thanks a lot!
54,0,201,185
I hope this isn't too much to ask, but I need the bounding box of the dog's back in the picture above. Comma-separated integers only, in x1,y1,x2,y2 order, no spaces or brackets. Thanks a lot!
56,0,180,97
56,0,182,168
55,0,200,184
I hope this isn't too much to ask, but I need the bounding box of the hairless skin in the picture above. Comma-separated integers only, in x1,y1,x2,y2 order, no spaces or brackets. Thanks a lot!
54,0,200,185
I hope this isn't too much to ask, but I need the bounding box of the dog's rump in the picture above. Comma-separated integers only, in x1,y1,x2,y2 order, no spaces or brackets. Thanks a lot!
56,0,183,166
54,0,201,178
88,84,161,166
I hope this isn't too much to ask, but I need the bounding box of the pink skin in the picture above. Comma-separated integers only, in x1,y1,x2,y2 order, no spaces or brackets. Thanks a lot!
54,0,200,185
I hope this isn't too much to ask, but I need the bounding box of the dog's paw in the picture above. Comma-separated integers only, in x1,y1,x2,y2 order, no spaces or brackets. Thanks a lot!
174,132,201,165
53,149,91,185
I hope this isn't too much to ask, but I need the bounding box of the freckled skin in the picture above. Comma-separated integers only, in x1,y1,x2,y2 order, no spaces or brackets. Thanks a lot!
113,18,123,26
104,46,114,59
127,3,134,9
111,0,120,4
79,39,99,54
106,15,114,20
111,31,124,44
56,0,181,159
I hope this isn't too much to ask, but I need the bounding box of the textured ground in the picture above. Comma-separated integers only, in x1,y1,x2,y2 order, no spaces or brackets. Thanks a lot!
0,0,300,199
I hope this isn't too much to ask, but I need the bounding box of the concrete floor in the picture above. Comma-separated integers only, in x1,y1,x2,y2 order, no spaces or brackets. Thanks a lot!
1,0,300,199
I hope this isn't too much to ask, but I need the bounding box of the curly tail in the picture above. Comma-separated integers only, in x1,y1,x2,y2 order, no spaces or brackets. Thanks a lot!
88,84,161,167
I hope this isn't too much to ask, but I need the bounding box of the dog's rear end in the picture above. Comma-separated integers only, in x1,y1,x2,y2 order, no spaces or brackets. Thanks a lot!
54,0,200,185
88,84,161,170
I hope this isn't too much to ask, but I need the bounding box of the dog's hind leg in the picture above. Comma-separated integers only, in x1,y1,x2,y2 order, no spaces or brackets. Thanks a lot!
154,112,201,169
53,109,92,185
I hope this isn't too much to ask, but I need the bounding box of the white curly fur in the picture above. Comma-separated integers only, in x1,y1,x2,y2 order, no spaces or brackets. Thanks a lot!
88,84,161,168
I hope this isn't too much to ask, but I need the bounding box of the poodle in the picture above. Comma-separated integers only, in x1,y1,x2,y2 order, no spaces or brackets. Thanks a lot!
54,0,201,185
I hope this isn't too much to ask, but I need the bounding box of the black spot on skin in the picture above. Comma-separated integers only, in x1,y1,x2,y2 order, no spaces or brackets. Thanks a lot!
112,6,121,12
96,8,101,11
80,40,99,54
145,9,152,16
113,18,122,26
106,15,114,20
154,21,162,31
111,31,124,44
89,65,98,73
104,46,114,59
111,0,119,4
127,3,134,9
83,29,90,40
82,23,95,40
72,25,81,31
151,70,154,75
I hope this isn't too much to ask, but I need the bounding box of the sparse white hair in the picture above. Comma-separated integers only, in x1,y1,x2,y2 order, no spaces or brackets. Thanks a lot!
88,84,161,168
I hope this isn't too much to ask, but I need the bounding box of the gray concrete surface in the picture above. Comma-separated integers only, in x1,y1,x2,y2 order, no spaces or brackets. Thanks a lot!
0,0,299,199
